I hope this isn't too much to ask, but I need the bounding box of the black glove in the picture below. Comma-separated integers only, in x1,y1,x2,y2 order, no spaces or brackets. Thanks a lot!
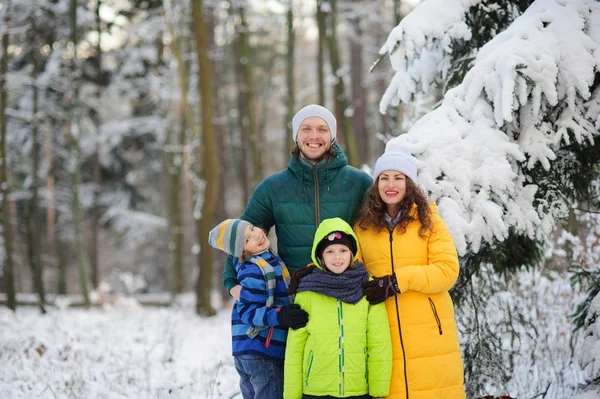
277,304,309,329
288,265,315,295
361,274,400,305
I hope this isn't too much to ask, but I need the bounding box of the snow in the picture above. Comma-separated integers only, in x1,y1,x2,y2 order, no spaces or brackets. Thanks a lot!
0,269,591,398
0,295,240,399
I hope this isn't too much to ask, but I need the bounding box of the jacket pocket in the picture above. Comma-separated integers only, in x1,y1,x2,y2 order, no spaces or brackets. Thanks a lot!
304,349,314,389
428,297,443,335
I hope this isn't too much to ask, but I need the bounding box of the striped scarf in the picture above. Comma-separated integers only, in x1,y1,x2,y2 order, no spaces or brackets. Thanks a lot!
246,252,292,338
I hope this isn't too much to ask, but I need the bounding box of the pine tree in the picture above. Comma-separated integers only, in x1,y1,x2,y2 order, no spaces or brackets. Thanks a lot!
375,0,600,394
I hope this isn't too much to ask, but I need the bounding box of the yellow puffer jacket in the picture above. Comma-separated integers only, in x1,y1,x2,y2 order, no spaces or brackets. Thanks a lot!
354,203,466,399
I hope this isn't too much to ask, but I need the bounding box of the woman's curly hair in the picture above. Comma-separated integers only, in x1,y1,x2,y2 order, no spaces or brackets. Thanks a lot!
355,176,433,238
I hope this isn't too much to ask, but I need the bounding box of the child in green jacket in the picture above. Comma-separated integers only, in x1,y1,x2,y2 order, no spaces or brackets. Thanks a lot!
283,217,392,399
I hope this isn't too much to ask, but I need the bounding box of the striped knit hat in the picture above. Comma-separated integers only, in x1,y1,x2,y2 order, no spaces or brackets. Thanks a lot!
208,219,252,258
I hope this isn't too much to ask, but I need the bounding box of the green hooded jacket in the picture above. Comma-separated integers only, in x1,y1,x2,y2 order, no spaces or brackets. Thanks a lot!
222,142,373,292
283,218,392,399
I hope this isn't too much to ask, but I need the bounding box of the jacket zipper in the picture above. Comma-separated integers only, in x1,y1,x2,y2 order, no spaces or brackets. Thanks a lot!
313,167,320,225
337,299,345,397
428,297,443,335
389,229,409,399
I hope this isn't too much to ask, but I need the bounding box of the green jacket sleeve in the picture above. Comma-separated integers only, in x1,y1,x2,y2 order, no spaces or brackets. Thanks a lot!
284,293,310,399
241,178,275,232
222,255,238,293
367,301,392,397
222,179,276,292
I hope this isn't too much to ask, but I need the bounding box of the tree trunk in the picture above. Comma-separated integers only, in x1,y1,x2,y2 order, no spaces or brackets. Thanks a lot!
206,5,230,303
0,0,16,311
191,0,218,316
167,120,185,294
45,122,68,294
285,0,295,153
66,121,91,307
70,0,91,308
231,18,250,202
27,44,46,313
349,16,367,165
89,0,103,289
233,2,261,189
316,0,326,106
325,0,358,166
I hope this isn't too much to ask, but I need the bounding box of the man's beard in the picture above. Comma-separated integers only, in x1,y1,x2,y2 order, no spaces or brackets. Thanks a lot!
300,146,330,164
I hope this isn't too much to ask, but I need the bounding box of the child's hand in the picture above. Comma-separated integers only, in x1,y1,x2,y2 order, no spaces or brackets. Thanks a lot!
277,304,309,329
230,285,242,301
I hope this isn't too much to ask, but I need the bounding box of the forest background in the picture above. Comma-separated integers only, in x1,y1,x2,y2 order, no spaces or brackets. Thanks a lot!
2,0,600,397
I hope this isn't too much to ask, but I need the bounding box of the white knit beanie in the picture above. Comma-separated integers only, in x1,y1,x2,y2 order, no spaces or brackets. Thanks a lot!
373,145,418,183
292,104,337,142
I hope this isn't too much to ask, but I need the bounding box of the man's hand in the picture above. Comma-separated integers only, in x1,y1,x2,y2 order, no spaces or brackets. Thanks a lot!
288,265,315,294
230,285,242,301
361,274,400,305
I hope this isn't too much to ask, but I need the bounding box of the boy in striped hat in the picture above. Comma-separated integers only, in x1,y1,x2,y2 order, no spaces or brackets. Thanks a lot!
208,219,309,399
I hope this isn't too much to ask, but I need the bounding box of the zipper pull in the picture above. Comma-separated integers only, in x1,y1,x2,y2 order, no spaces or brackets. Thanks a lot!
266,307,282,348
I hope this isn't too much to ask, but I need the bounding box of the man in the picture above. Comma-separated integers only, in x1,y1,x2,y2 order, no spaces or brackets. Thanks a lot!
223,104,373,299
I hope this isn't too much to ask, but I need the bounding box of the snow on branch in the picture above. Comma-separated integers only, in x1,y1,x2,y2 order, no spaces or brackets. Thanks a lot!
380,0,600,255
378,0,482,111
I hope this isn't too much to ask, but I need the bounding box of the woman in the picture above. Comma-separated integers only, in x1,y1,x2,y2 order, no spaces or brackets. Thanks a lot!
354,145,466,399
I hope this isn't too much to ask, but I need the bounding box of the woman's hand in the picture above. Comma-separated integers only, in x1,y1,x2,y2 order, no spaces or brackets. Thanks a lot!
361,274,400,304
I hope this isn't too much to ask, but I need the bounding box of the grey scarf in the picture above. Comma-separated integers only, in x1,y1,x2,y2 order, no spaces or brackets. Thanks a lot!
296,262,369,304
385,211,402,231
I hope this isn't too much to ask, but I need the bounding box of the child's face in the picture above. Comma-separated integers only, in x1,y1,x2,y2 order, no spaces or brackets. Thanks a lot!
321,244,352,274
243,225,269,255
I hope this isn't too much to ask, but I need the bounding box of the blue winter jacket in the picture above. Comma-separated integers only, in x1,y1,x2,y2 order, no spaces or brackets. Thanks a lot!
232,249,290,360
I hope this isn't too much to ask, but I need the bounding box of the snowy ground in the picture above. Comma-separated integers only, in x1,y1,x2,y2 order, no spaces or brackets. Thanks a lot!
0,269,594,398
0,295,240,399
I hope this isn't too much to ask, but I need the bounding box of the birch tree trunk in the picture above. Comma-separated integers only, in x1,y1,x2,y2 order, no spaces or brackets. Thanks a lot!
0,0,16,310
191,0,217,316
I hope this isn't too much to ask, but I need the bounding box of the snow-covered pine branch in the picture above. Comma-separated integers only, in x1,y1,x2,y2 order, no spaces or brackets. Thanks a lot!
379,0,600,255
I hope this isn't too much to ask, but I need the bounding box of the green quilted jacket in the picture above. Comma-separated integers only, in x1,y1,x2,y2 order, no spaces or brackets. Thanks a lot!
222,142,372,292
283,218,392,399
